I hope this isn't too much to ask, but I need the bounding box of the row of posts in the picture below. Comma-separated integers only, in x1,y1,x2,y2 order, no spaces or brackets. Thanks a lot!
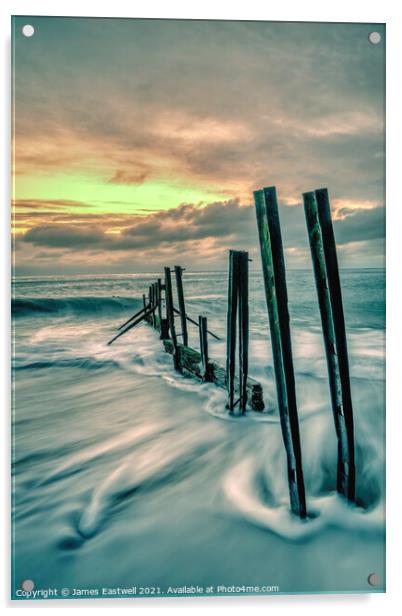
143,267,214,381
253,186,356,518
139,186,355,519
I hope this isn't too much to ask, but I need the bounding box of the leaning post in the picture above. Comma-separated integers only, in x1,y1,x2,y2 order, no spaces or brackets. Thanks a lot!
174,266,189,347
314,188,356,502
164,267,179,369
254,187,307,518
303,191,353,499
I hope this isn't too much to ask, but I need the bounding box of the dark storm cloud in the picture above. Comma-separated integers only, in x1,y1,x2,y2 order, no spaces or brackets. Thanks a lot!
21,199,385,257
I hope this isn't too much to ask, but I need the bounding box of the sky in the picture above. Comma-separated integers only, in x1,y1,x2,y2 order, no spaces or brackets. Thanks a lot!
12,17,385,275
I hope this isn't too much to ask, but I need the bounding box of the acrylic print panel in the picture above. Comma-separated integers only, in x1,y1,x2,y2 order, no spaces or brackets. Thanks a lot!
11,16,385,600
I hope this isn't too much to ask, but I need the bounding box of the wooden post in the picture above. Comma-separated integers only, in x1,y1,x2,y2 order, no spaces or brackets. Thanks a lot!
156,278,163,329
303,191,352,499
107,305,156,345
174,266,189,347
149,283,154,327
314,188,356,502
238,251,249,413
159,277,169,340
142,293,147,310
164,267,179,369
153,282,158,328
226,250,239,412
198,315,210,381
254,186,307,518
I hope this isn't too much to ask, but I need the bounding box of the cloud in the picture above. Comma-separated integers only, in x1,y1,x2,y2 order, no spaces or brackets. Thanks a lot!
13,19,385,206
18,198,385,273
12,18,385,273
22,225,106,248
108,169,149,185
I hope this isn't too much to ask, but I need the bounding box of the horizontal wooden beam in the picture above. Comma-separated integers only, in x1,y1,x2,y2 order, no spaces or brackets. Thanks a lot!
163,340,264,412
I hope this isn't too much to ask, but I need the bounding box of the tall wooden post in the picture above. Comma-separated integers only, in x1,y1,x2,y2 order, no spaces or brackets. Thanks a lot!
157,278,162,328
226,250,239,412
238,251,249,413
151,283,156,327
198,315,210,381
174,266,189,347
303,191,352,499
254,186,307,518
164,267,179,369
142,293,147,310
314,188,356,501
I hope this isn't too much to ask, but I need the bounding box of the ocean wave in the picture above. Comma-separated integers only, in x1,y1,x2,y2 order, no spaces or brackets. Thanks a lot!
222,457,385,541
12,296,141,318
13,357,119,371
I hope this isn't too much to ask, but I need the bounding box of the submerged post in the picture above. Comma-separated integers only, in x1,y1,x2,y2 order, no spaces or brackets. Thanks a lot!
151,283,156,327
174,266,189,347
303,191,353,500
225,250,249,415
313,188,356,501
226,250,239,412
164,267,179,369
238,251,249,413
254,186,307,518
198,315,210,381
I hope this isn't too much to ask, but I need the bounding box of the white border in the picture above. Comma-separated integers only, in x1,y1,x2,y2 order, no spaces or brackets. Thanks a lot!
2,1,401,613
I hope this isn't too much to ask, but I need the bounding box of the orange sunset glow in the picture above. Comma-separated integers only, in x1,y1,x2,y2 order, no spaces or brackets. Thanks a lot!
12,17,385,274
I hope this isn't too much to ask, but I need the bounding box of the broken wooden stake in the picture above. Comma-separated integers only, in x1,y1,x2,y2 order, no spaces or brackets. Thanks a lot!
173,308,221,341
117,303,149,331
107,305,155,345
198,315,210,381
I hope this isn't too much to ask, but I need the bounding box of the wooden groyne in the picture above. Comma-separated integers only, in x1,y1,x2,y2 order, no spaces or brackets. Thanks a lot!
108,185,356,518
108,261,264,412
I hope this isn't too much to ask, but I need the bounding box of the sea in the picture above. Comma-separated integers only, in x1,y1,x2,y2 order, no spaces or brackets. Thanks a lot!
11,268,385,598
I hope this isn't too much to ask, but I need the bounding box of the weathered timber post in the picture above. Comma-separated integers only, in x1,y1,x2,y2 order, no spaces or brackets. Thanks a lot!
314,188,356,501
174,266,189,347
158,277,169,340
153,282,158,328
151,282,156,327
142,293,147,310
198,315,210,381
226,250,240,412
254,186,307,518
238,251,249,413
164,267,179,369
303,191,354,500
156,278,163,330
225,250,249,415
